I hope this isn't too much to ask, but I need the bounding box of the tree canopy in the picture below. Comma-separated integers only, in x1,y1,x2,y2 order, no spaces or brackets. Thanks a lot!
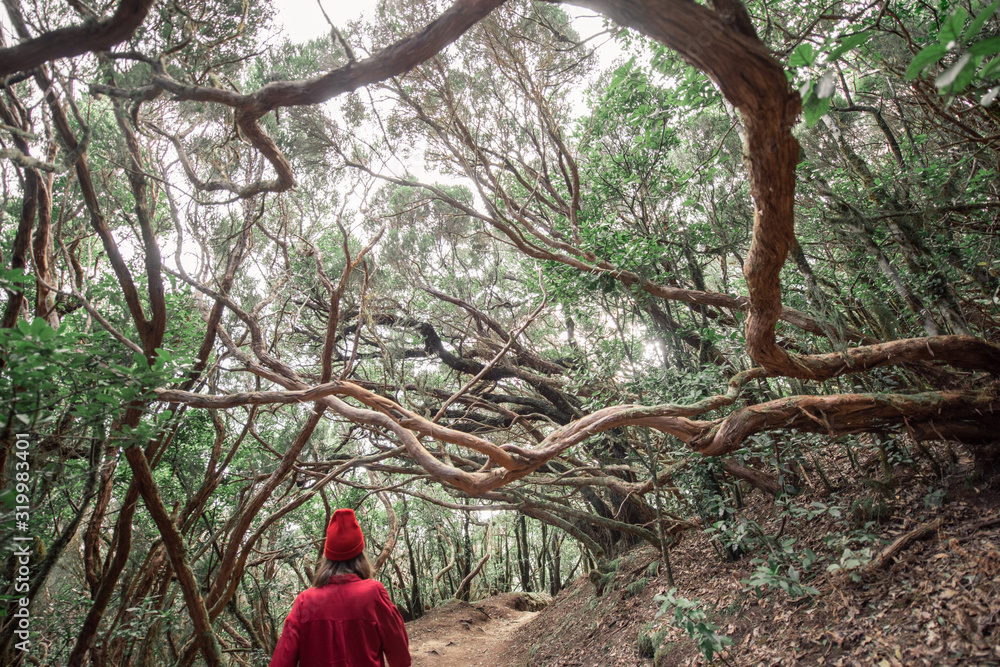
1,0,998,664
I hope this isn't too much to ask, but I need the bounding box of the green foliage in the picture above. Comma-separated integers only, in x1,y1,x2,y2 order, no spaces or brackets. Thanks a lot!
0,267,30,291
923,487,948,508
623,576,649,599
109,595,182,641
732,509,821,600
798,72,838,127
785,30,868,126
905,1,1000,102
778,499,844,522
589,558,622,596
742,553,820,600
822,521,883,583
685,458,762,561
702,514,758,560
637,622,668,658
826,547,874,581
654,588,733,663
0,317,173,433
569,59,685,285
849,495,893,525
3,0,999,658
628,364,727,406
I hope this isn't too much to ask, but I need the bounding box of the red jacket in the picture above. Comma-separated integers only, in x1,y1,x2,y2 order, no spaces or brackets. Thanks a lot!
269,574,411,667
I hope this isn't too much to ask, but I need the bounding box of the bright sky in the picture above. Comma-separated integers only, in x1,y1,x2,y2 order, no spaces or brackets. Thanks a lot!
268,0,625,244
276,1,618,62
276,1,373,44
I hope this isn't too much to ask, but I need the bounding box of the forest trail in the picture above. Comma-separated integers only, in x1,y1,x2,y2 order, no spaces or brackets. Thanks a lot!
406,593,547,666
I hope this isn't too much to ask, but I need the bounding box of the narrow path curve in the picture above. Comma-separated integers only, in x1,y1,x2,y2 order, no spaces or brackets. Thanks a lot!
406,596,542,667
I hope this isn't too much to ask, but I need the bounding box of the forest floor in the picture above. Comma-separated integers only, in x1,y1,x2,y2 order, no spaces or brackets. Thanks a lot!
408,439,1000,666
407,593,547,666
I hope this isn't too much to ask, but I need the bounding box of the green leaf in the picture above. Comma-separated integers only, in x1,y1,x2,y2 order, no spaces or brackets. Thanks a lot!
152,347,173,371
0,268,29,286
803,92,832,126
939,8,969,48
970,35,1000,57
28,317,49,336
981,56,1000,79
36,324,55,342
133,352,150,371
951,54,983,91
827,31,872,62
789,43,815,67
964,1,999,45
608,58,636,89
906,43,948,79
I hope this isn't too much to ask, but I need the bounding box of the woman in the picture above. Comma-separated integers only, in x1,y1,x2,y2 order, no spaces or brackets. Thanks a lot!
270,508,411,667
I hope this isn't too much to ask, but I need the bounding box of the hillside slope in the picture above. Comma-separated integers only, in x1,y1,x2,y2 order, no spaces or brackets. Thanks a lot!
493,442,1000,666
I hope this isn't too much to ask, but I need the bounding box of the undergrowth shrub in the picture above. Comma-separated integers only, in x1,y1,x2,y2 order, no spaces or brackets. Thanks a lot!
589,557,621,596
850,495,892,525
637,622,668,658
654,588,732,663
624,577,649,599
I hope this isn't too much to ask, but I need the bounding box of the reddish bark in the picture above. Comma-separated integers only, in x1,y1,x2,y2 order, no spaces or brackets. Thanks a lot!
691,391,1000,456
155,381,1000,496
148,0,507,197
68,481,141,667
123,445,222,666
722,459,780,497
0,97,38,329
0,0,155,76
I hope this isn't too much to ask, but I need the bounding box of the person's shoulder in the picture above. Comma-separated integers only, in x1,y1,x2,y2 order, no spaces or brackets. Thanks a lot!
281,586,318,617
351,577,390,598
293,585,326,603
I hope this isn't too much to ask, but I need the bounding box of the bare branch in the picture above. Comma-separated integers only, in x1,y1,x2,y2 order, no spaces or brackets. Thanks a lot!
0,0,155,76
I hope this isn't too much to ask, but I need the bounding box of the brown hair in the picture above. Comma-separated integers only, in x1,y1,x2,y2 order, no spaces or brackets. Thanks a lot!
312,551,374,587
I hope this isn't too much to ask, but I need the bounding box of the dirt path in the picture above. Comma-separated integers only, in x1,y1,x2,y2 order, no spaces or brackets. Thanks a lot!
406,595,543,667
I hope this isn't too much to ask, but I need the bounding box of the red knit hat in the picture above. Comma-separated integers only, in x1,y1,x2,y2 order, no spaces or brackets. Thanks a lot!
324,508,365,561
